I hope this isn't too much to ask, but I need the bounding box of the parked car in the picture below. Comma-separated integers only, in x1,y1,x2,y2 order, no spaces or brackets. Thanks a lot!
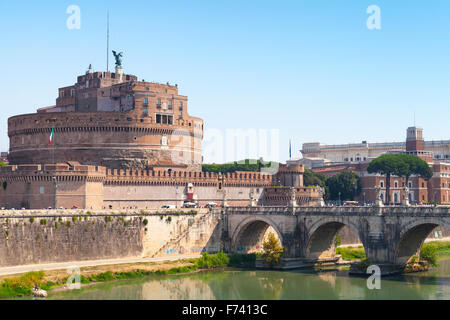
205,202,218,208
182,202,198,208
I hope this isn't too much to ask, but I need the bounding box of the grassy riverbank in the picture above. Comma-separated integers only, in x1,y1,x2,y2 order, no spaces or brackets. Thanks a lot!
337,241,450,262
0,252,260,299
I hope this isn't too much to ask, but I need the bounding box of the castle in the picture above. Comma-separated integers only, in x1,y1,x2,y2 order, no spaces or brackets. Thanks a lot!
0,65,319,209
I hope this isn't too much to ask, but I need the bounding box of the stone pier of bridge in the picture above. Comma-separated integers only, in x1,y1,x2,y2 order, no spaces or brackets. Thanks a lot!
221,206,450,274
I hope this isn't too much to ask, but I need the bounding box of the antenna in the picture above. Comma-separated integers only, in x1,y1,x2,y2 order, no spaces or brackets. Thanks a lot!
107,10,110,72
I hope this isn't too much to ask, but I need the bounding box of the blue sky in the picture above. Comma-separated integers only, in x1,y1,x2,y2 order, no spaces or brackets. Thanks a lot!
0,1,449,163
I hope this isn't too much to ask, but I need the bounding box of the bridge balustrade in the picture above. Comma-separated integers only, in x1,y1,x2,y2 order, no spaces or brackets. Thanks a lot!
222,205,450,217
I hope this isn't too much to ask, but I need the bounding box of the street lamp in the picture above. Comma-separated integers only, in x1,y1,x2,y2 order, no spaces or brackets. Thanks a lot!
338,192,341,206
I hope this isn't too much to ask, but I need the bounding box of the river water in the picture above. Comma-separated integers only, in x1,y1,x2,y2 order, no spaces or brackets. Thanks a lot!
47,258,450,300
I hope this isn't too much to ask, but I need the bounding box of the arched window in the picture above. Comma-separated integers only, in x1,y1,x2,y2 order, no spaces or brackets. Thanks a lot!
380,181,384,188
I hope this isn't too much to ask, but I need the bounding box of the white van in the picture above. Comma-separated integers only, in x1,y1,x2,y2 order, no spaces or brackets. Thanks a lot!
161,205,176,209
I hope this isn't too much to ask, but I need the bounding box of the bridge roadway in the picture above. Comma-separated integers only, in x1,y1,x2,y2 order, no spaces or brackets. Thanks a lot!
221,205,450,274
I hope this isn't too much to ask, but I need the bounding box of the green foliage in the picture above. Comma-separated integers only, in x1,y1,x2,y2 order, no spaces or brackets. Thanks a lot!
166,216,172,223
335,234,342,247
0,271,45,298
105,216,112,223
326,171,361,201
40,219,47,225
72,216,77,222
262,233,284,266
304,169,328,188
336,247,366,260
1,181,6,190
54,222,58,229
29,217,34,224
143,219,148,226
5,230,9,237
420,243,439,267
202,159,278,174
356,259,372,271
195,251,229,268
0,162,7,167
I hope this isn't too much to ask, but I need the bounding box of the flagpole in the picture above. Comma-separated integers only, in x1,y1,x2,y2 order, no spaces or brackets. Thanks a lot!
50,124,57,209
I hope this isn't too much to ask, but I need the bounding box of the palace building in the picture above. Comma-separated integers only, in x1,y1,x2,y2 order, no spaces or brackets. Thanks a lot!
300,126,450,205
0,65,320,209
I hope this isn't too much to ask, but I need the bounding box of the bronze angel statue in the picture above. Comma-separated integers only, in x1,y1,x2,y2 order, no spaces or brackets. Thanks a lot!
112,50,123,67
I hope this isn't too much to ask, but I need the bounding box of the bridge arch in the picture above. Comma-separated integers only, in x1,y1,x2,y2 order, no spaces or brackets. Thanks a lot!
305,217,366,260
395,218,450,266
231,216,283,254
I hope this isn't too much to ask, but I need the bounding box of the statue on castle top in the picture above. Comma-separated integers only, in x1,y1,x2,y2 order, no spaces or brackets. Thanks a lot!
112,50,123,67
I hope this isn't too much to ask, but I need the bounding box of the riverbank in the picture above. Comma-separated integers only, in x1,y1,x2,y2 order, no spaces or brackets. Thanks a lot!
0,252,251,299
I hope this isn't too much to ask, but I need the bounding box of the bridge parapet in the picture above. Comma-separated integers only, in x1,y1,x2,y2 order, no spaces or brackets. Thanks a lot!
223,206,450,217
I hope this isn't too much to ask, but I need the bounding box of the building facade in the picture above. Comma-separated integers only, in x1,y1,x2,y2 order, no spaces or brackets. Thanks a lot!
305,127,450,205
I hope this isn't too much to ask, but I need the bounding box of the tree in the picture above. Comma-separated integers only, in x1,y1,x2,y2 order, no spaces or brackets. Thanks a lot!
367,154,409,205
367,154,433,205
401,154,433,185
326,171,361,201
262,233,284,266
303,168,327,187
0,162,7,167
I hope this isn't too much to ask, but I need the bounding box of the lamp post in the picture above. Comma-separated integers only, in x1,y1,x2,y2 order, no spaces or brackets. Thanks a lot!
338,192,341,206
363,192,366,205
53,176,57,210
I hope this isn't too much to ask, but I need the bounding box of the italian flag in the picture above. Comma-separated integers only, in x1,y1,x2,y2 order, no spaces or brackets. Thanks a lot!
48,126,54,145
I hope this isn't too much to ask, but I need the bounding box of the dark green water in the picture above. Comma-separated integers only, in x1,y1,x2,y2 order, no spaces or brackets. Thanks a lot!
47,258,450,300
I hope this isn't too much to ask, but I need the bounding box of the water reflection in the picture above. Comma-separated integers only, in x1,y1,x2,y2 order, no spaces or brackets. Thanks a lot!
47,259,450,300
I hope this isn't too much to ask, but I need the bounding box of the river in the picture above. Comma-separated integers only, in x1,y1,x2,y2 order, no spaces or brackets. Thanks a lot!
44,257,450,300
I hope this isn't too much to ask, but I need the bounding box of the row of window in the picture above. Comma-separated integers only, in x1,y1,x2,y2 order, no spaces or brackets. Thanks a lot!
143,98,183,110
378,180,450,189
344,157,367,162
379,181,423,189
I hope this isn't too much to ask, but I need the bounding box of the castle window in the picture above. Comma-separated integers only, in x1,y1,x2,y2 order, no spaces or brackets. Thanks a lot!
146,87,149,91
156,113,173,125
157,99,161,108
394,181,398,188
143,106,148,116
179,101,183,110
179,111,183,119
144,98,148,105
380,181,384,188
168,100,173,110
422,182,425,188
408,182,412,188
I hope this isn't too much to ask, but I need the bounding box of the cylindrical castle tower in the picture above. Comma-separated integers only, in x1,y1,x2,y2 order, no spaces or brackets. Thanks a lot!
7,69,203,171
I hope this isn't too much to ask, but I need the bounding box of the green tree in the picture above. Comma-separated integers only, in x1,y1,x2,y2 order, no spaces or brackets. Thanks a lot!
326,171,361,201
202,159,278,174
0,162,7,167
367,154,432,205
401,154,433,185
262,233,284,266
367,154,409,205
303,168,327,187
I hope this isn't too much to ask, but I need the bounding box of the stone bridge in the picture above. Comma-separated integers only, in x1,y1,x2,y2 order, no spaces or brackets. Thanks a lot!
221,206,450,273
